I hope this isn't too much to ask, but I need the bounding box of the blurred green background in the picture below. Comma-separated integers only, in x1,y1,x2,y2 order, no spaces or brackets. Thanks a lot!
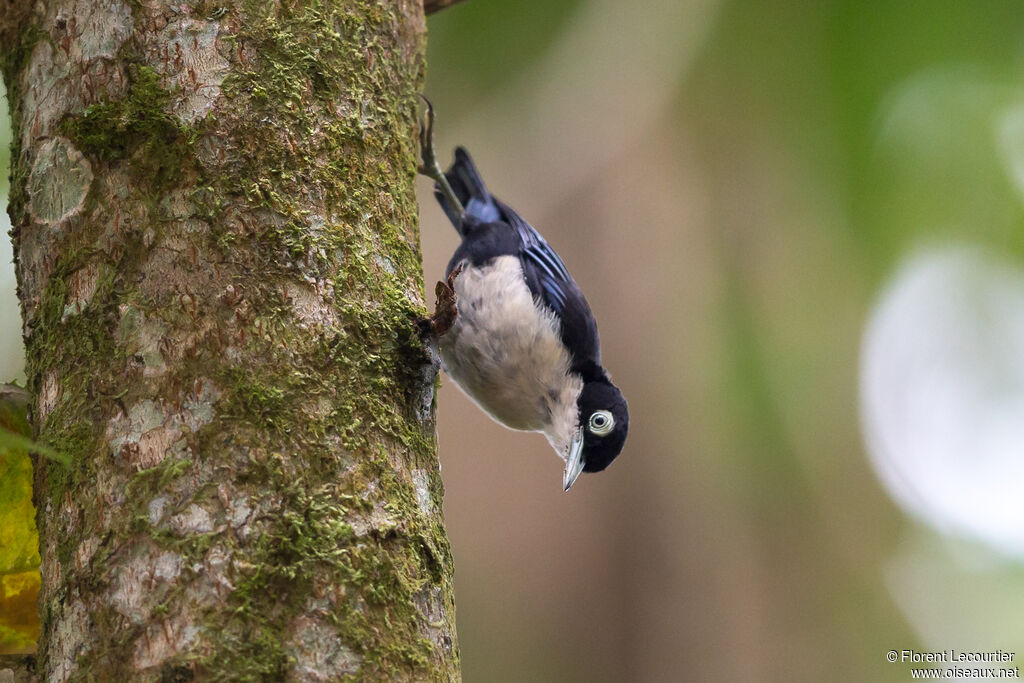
6,0,1024,679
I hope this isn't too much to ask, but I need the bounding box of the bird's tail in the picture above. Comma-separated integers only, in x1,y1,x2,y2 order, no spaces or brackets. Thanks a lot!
435,146,501,234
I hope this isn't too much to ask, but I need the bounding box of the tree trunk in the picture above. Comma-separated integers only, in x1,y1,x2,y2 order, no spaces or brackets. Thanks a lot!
1,0,459,680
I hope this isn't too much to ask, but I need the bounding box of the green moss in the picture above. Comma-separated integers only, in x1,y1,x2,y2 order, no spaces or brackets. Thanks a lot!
29,259,118,495
203,0,424,262
57,65,198,188
3,22,45,227
5,143,29,236
225,369,289,421
126,457,192,499
194,453,441,680
186,283,448,678
0,23,44,96
181,4,452,673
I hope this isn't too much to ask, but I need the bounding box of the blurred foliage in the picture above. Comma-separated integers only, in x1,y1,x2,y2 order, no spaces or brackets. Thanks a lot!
424,0,583,101
687,0,1024,269
0,389,39,655
421,1,1024,680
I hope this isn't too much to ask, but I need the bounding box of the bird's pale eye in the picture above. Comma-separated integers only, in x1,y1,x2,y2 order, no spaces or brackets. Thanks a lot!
588,410,614,436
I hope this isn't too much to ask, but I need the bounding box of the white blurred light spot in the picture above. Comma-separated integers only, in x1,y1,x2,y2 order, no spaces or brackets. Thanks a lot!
861,247,1024,558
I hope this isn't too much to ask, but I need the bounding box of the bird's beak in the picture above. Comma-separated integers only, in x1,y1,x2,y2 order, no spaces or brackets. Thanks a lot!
563,429,585,492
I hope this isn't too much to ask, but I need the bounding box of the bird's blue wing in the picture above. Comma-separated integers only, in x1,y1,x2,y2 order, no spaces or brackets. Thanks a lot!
437,148,575,313
438,147,602,368
496,200,572,315
525,243,570,314
496,200,602,367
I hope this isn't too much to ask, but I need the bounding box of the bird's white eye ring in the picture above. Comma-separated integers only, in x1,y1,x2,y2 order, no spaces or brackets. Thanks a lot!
588,410,614,436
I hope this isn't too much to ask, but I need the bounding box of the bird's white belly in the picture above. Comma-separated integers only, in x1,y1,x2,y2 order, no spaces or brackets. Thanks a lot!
438,256,581,436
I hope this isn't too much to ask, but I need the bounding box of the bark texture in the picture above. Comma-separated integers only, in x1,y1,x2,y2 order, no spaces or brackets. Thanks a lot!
2,0,459,680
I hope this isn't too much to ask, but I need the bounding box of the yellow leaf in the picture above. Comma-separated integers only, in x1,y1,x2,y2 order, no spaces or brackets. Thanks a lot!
0,571,40,654
0,385,39,655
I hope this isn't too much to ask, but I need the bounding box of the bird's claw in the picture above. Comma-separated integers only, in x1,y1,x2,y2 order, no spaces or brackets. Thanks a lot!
417,264,464,339
417,95,439,177
416,96,464,216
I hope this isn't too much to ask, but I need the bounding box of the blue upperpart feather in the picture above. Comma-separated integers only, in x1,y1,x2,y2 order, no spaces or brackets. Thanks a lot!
435,146,600,369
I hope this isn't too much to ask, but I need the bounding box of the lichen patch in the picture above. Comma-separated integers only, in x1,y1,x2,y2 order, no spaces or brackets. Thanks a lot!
117,305,169,376
49,597,91,683
21,42,73,145
183,381,220,430
286,616,363,681
108,547,184,627
153,18,229,123
133,614,200,670
411,469,432,517
38,368,60,423
148,496,169,525
123,399,167,435
166,503,215,535
27,137,94,225
61,262,100,320
60,0,133,62
415,364,436,425
284,281,339,329
347,502,396,538
228,496,253,533
415,585,453,658
107,386,219,468
74,536,100,571
153,551,183,582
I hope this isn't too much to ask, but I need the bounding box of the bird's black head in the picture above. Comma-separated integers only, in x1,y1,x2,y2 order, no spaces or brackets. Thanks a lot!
563,377,628,490
579,379,629,472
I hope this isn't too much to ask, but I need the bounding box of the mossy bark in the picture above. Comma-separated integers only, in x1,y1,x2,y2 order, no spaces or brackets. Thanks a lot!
2,0,459,680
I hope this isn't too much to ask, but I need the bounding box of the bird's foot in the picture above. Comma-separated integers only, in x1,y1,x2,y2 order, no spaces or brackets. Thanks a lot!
416,96,465,216
417,264,464,339
417,95,440,179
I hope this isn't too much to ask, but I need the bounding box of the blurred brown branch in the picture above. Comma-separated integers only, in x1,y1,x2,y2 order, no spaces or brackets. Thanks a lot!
0,384,28,412
0,655,35,682
424,0,466,15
